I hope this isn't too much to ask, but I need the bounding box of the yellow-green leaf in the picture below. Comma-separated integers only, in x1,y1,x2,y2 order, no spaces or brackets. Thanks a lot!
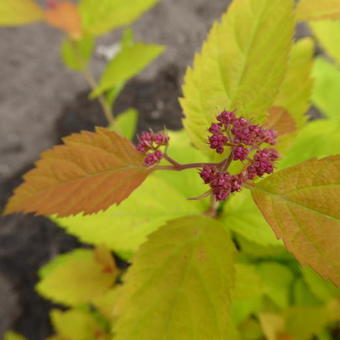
114,215,236,340
273,38,315,128
50,309,105,340
91,43,164,97
257,262,294,309
61,35,94,71
4,128,153,217
312,57,340,121
310,20,340,65
79,0,160,36
221,190,282,246
3,331,27,340
113,108,138,140
278,119,340,169
0,0,43,26
180,0,295,156
252,156,340,286
297,0,340,21
36,247,117,306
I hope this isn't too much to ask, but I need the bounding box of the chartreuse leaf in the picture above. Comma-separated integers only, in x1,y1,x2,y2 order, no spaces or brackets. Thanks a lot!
258,313,285,340
256,262,294,309
278,119,340,169
231,264,264,324
54,131,208,259
50,308,106,340
91,43,164,97
113,216,236,340
297,0,340,21
180,0,295,156
113,108,138,140
61,35,94,71
79,0,159,36
284,306,331,340
0,0,43,26
4,128,153,217
36,246,117,306
312,57,340,121
302,266,340,301
310,21,340,65
3,332,27,340
252,156,340,287
293,278,322,307
273,38,314,128
92,288,120,321
221,190,282,247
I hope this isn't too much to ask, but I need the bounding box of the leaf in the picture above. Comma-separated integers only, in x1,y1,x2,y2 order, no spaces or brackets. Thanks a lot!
285,306,331,340
61,35,94,71
302,266,340,301
4,128,152,217
180,0,295,156
91,43,164,97
297,0,340,21
79,0,160,36
293,278,321,307
36,247,117,306
50,309,105,339
53,131,208,259
0,0,43,26
113,215,236,340
259,313,285,340
220,190,282,247
278,119,340,169
265,107,297,137
256,262,294,309
92,288,120,321
112,108,138,140
3,332,28,340
310,21,340,65
273,38,315,128
312,57,340,120
44,1,82,39
231,264,264,323
252,155,340,286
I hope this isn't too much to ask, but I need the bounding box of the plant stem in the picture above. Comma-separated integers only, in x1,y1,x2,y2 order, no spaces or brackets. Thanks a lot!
82,68,114,125
155,161,222,171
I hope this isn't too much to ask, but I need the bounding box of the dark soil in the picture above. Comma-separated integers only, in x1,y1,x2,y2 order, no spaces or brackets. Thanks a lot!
0,64,183,340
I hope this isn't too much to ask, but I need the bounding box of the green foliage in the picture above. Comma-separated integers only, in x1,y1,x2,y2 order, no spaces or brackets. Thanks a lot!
180,0,295,156
113,216,236,340
79,0,160,36
114,108,138,140
3,332,27,340
220,190,282,247
61,36,95,71
91,43,164,97
312,57,340,121
0,0,43,26
36,248,117,306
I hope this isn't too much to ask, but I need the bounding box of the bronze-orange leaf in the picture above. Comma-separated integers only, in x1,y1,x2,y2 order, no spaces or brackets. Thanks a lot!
44,1,82,39
252,155,340,287
4,128,153,217
265,106,297,136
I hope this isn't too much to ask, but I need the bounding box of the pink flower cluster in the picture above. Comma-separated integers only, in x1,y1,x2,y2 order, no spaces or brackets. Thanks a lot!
200,111,279,201
208,111,277,154
136,132,169,166
200,166,244,201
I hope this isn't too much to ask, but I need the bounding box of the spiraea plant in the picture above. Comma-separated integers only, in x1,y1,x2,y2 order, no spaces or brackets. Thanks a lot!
0,0,164,133
3,0,340,339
